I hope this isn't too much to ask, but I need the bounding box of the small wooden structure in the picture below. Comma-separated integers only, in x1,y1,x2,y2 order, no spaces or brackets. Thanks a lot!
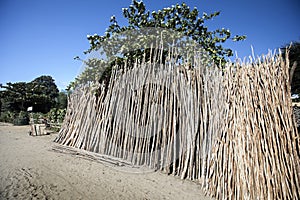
29,124,49,136
29,117,59,136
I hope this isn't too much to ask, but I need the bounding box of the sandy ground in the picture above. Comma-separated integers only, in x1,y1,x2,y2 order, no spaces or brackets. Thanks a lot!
0,123,212,200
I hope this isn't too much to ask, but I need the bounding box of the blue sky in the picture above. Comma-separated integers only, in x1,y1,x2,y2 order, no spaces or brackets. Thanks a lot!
0,0,299,90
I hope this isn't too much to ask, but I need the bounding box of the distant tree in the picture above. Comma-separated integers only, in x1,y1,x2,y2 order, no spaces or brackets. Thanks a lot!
27,75,59,113
0,75,59,113
56,91,68,109
0,82,28,112
281,42,300,94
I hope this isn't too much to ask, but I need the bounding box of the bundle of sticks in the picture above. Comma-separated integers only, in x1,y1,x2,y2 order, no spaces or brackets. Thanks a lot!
55,48,299,199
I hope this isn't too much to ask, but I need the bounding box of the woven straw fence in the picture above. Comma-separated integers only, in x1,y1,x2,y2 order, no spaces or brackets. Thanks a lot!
55,51,299,199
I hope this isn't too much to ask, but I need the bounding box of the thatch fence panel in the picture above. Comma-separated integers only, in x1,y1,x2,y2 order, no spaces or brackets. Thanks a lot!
54,52,299,199
206,55,299,199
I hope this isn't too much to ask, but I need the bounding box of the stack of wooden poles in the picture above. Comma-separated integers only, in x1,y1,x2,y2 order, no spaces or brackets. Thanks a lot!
55,49,299,199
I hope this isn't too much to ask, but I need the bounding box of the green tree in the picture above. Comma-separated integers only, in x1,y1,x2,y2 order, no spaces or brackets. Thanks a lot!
0,82,29,112
56,91,68,109
68,58,108,90
0,75,59,113
86,1,245,63
70,1,246,90
281,41,300,94
27,75,59,113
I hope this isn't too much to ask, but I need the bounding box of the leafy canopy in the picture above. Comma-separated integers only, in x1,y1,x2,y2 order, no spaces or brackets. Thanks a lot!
69,1,246,90
86,0,246,64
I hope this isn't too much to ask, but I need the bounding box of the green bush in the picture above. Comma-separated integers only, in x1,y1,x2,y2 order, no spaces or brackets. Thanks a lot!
13,111,29,125
47,108,66,123
0,111,16,123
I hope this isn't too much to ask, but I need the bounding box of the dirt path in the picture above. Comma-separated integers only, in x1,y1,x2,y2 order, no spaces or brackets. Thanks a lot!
0,123,212,200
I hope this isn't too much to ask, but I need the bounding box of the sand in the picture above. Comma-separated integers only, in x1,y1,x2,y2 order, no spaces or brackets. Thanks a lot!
0,123,212,200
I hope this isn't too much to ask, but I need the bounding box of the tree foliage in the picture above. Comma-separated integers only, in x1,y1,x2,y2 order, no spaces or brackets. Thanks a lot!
56,91,68,109
86,1,245,63
70,0,246,90
68,58,108,90
0,82,28,112
0,75,59,113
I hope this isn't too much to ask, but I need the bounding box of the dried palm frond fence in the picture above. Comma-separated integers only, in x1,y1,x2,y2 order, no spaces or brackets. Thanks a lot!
55,50,299,199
